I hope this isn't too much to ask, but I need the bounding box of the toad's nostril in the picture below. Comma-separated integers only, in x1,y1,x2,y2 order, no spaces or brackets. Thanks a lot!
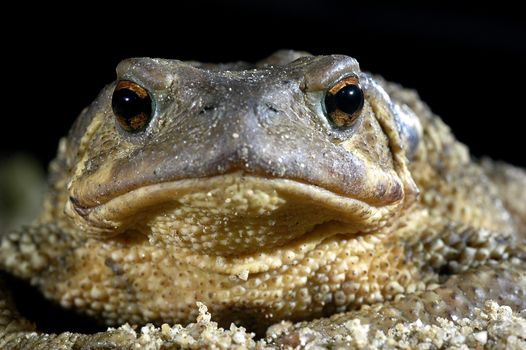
265,103,280,113
199,105,217,115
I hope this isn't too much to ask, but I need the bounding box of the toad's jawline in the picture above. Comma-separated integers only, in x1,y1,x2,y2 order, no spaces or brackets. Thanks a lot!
66,172,402,232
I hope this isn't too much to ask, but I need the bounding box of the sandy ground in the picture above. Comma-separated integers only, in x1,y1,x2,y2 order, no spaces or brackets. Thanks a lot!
95,301,526,349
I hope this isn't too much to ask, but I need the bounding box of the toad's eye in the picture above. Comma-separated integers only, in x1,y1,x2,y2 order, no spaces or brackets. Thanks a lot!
112,80,153,132
324,76,364,128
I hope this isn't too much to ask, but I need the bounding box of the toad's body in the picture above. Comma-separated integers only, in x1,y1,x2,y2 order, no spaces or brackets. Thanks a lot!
0,51,525,348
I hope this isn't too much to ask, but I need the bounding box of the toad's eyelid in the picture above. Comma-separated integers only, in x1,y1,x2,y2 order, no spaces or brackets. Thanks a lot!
302,57,360,91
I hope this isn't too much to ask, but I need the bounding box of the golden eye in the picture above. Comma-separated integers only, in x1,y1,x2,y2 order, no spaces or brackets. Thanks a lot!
324,76,364,128
111,80,153,132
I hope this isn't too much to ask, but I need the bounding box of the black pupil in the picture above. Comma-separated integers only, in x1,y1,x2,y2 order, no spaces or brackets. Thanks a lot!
333,84,364,115
111,87,152,129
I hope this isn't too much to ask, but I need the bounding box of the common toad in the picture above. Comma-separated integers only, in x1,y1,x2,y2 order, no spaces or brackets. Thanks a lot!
1,51,525,349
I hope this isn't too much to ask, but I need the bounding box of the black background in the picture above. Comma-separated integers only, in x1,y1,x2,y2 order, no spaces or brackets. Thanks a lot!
2,1,525,168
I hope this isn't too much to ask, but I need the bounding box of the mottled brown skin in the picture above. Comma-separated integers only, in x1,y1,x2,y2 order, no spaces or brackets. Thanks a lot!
0,51,525,349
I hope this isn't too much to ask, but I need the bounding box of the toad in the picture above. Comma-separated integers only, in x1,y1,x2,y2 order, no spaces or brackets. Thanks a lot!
1,51,525,349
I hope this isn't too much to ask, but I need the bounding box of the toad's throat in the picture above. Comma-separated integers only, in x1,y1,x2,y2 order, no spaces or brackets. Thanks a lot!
65,172,402,243
169,221,366,276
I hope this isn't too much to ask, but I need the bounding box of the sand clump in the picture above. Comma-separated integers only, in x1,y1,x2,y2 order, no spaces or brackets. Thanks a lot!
101,300,525,349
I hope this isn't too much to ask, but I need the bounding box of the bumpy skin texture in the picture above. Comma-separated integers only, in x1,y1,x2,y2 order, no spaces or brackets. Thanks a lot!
0,51,525,349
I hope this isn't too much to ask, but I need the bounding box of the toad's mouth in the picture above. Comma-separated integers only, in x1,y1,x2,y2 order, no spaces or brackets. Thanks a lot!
65,172,403,253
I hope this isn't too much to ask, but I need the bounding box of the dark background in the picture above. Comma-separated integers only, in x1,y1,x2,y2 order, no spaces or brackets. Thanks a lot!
2,2,525,168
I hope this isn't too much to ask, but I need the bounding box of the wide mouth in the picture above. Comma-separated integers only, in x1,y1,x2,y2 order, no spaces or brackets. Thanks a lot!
66,172,400,236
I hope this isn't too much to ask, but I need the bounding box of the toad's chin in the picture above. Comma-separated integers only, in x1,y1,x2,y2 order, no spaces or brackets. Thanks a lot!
65,172,404,252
